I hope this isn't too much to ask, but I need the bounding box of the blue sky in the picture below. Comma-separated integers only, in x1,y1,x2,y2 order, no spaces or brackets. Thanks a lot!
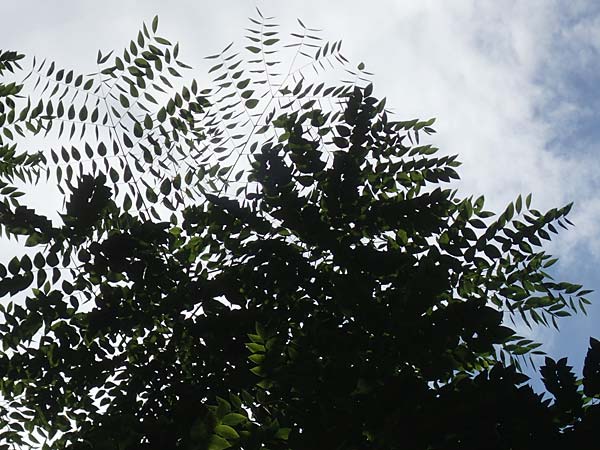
2,0,599,388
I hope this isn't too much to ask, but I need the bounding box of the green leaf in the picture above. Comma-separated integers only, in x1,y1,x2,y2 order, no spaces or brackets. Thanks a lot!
207,435,231,450
209,63,223,74
134,58,150,68
123,133,134,148
155,37,171,46
123,194,132,211
250,366,266,377
245,342,265,353
484,245,501,259
133,122,143,138
160,179,171,195
146,187,158,203
62,280,74,295
221,413,247,427
144,114,153,129
109,167,119,183
333,137,348,148
275,428,291,440
216,397,231,419
119,94,130,108
237,79,250,89
8,257,20,275
25,234,44,247
20,255,32,272
248,354,265,364
245,99,259,109
33,253,45,269
215,425,239,440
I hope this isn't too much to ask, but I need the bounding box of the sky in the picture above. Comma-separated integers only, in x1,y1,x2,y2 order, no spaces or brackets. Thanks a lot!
1,0,599,388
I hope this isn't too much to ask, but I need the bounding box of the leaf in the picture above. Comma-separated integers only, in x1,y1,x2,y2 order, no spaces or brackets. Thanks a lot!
333,137,348,148
215,425,239,440
275,428,291,440
221,413,247,427
336,125,351,137
152,15,159,33
119,94,130,108
79,106,88,121
133,122,143,138
146,187,158,203
134,58,149,68
8,257,20,275
20,255,32,272
160,179,171,195
123,194,132,211
33,253,45,268
144,115,153,130
109,167,119,183
155,37,171,45
248,354,265,364
25,234,44,247
123,133,134,148
207,435,231,450
245,99,259,109
237,79,250,89
250,366,266,377
484,245,501,259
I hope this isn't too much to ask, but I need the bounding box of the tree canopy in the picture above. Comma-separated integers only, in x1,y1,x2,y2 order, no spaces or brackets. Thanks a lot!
0,12,598,450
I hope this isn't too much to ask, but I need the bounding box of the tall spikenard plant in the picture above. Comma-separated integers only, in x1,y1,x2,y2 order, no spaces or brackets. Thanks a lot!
0,11,598,450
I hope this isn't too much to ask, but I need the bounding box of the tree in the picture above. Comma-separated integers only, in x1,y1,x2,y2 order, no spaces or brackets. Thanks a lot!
0,12,598,450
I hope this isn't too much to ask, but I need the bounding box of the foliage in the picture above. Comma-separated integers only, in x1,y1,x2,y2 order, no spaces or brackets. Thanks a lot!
0,11,598,450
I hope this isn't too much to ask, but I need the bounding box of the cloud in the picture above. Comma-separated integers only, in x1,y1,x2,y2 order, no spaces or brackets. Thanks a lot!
340,1,600,264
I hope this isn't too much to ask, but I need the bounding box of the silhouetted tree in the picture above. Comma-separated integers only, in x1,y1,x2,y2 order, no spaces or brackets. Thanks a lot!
0,13,598,450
